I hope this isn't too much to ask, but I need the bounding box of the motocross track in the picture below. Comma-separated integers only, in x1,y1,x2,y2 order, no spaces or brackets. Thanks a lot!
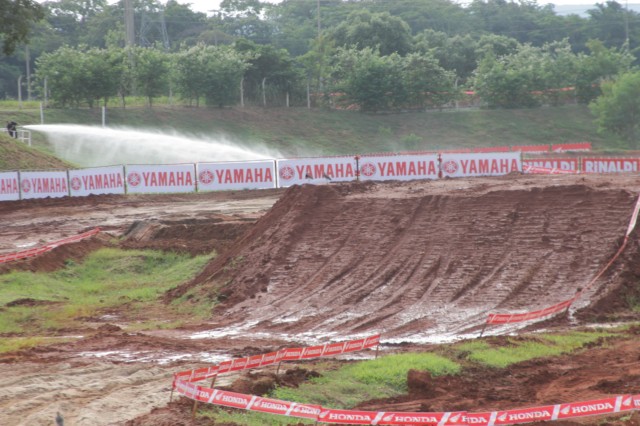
1,174,640,426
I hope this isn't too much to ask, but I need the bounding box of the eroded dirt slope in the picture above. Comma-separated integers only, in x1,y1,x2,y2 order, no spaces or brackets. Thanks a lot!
177,176,640,341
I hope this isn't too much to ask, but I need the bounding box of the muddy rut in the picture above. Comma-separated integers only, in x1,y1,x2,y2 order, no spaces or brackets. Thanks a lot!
182,177,639,341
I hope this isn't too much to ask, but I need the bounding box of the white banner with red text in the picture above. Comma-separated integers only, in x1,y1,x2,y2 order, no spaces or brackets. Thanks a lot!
276,156,358,187
358,154,439,181
0,171,20,201
440,152,522,178
196,160,276,191
69,165,125,197
522,158,579,174
582,157,639,174
125,164,196,194
20,170,69,199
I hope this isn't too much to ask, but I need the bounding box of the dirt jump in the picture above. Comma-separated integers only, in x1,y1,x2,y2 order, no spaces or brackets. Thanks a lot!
1,173,639,425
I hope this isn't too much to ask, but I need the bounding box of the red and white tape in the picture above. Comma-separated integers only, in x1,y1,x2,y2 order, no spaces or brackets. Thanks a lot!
0,228,100,264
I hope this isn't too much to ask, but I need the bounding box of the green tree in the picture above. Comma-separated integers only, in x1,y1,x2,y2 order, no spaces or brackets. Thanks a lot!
35,45,123,107
474,45,544,108
590,71,640,148
332,46,405,111
414,30,478,82
174,43,249,107
36,45,85,106
402,52,457,109
574,39,633,104
129,46,170,106
586,1,637,50
299,34,335,105
164,0,208,46
330,10,413,56
467,0,564,46
234,38,300,106
0,0,44,55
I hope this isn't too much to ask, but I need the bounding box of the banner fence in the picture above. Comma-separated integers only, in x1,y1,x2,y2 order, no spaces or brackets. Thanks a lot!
2,143,617,202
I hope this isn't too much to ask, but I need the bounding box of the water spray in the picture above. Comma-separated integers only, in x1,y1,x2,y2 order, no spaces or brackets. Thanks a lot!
24,124,279,167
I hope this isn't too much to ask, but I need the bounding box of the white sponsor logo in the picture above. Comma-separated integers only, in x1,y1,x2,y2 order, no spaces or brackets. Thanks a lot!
498,410,551,421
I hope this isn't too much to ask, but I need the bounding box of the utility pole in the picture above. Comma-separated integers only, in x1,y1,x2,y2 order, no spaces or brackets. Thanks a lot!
624,0,630,48
124,0,135,48
317,0,321,37
25,45,31,101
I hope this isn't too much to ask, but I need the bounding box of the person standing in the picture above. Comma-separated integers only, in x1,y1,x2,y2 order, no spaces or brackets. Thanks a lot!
6,121,17,138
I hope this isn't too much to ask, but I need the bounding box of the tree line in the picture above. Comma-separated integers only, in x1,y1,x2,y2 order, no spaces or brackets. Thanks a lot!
1,0,640,145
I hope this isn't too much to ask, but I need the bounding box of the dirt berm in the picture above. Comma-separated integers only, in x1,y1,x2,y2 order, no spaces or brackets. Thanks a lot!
169,175,640,342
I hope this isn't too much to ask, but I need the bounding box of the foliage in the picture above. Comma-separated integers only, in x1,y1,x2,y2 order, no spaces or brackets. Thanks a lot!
234,39,301,105
333,47,405,111
0,0,44,55
129,46,171,106
414,30,479,83
574,40,634,104
330,9,413,56
35,45,125,107
402,52,457,109
474,41,579,108
590,71,640,149
173,43,250,107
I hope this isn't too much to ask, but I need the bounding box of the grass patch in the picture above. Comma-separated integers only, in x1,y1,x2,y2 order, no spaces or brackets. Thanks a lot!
200,408,316,426
0,336,75,353
0,248,212,337
271,353,460,408
453,331,612,368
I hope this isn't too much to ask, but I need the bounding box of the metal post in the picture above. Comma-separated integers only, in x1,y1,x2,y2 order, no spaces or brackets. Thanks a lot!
479,322,488,338
26,46,32,101
18,75,23,109
40,102,44,125
240,78,244,108
102,106,106,127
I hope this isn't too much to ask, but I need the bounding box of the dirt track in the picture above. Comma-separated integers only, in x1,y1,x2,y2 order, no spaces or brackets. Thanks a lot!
1,174,640,425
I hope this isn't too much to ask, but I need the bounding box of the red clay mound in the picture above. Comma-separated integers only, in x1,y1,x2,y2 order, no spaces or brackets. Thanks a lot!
171,178,639,341
0,234,110,273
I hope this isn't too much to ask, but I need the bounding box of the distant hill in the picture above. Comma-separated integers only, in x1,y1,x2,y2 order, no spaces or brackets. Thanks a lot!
553,3,640,16
0,103,627,169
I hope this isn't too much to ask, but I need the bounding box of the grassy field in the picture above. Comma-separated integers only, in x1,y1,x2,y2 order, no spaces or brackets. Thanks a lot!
0,248,214,352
